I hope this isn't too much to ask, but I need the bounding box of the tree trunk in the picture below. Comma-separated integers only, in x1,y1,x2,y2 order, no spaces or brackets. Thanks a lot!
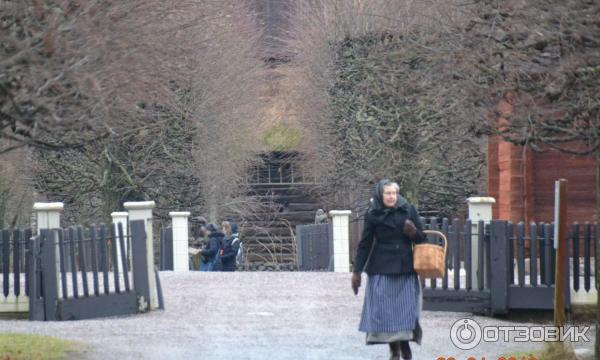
208,189,219,224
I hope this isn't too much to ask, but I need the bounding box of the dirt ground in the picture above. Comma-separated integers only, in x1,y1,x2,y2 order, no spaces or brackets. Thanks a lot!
0,272,595,359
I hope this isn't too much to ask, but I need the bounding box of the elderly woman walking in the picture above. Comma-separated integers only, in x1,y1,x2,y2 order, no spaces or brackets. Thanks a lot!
352,179,426,360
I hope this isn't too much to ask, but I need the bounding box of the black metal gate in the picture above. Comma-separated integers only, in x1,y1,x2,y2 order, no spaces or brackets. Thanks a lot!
28,220,163,321
159,227,173,271
421,218,491,314
296,217,592,315
296,223,332,270
421,218,580,315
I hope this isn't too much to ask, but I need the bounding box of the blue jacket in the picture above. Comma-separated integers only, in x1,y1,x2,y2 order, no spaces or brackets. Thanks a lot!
201,232,224,263
218,221,240,271
218,233,240,271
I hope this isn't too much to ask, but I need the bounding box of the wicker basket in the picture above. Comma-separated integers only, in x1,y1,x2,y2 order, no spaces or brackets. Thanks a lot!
413,230,447,278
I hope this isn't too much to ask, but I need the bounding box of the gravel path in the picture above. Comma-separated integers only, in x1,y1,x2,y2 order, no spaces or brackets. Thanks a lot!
0,272,594,359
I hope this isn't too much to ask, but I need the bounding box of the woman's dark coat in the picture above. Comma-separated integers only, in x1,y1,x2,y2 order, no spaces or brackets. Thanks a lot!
353,182,426,275
201,231,224,264
217,221,240,272
217,235,240,271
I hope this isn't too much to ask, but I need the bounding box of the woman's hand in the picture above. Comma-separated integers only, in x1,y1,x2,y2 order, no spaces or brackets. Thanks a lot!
351,272,361,295
403,219,418,240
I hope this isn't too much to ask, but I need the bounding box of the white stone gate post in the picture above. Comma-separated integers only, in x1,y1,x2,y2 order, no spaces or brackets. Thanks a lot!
124,201,158,309
329,210,351,272
33,202,63,302
169,211,190,272
467,197,495,287
34,202,63,235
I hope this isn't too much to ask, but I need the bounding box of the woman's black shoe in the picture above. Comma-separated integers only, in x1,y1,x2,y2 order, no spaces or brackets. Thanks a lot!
389,342,400,360
400,341,412,360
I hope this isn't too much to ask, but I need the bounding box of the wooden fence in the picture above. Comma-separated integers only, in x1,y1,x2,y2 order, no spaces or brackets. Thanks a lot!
159,227,174,271
0,229,32,312
300,216,597,314
0,220,163,320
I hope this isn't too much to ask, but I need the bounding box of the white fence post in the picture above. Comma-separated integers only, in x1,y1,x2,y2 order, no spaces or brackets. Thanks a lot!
111,212,129,266
0,202,63,313
34,202,64,235
33,202,64,309
329,210,351,273
124,201,158,309
467,197,495,287
169,212,190,272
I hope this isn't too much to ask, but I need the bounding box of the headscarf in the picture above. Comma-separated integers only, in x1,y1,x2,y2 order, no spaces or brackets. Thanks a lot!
366,179,410,230
369,179,409,215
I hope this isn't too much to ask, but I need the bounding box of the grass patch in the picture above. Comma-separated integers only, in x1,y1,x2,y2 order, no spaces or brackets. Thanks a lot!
0,333,83,360
0,313,28,320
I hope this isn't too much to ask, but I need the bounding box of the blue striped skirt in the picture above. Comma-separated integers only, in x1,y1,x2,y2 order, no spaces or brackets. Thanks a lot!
359,273,422,344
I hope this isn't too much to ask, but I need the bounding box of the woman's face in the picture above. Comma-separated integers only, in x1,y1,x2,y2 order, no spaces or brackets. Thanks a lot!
382,185,397,208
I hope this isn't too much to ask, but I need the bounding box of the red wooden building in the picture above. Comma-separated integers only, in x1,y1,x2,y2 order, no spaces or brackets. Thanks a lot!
487,100,597,224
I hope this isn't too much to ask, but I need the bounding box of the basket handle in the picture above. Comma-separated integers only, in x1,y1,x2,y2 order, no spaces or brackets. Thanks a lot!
422,230,447,257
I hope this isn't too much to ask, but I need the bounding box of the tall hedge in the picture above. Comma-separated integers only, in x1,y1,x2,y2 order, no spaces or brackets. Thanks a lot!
329,33,485,216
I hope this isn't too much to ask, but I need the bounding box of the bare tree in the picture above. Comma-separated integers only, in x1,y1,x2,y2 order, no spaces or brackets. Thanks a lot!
462,1,599,356
285,0,485,216
32,109,201,224
1,0,204,153
0,143,32,228
180,0,266,223
287,0,599,353
3,0,267,225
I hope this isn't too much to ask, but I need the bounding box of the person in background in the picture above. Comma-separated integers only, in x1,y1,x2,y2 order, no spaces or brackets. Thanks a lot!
351,179,426,360
215,220,241,272
199,223,223,271
189,217,207,271
190,216,208,248
314,209,328,224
